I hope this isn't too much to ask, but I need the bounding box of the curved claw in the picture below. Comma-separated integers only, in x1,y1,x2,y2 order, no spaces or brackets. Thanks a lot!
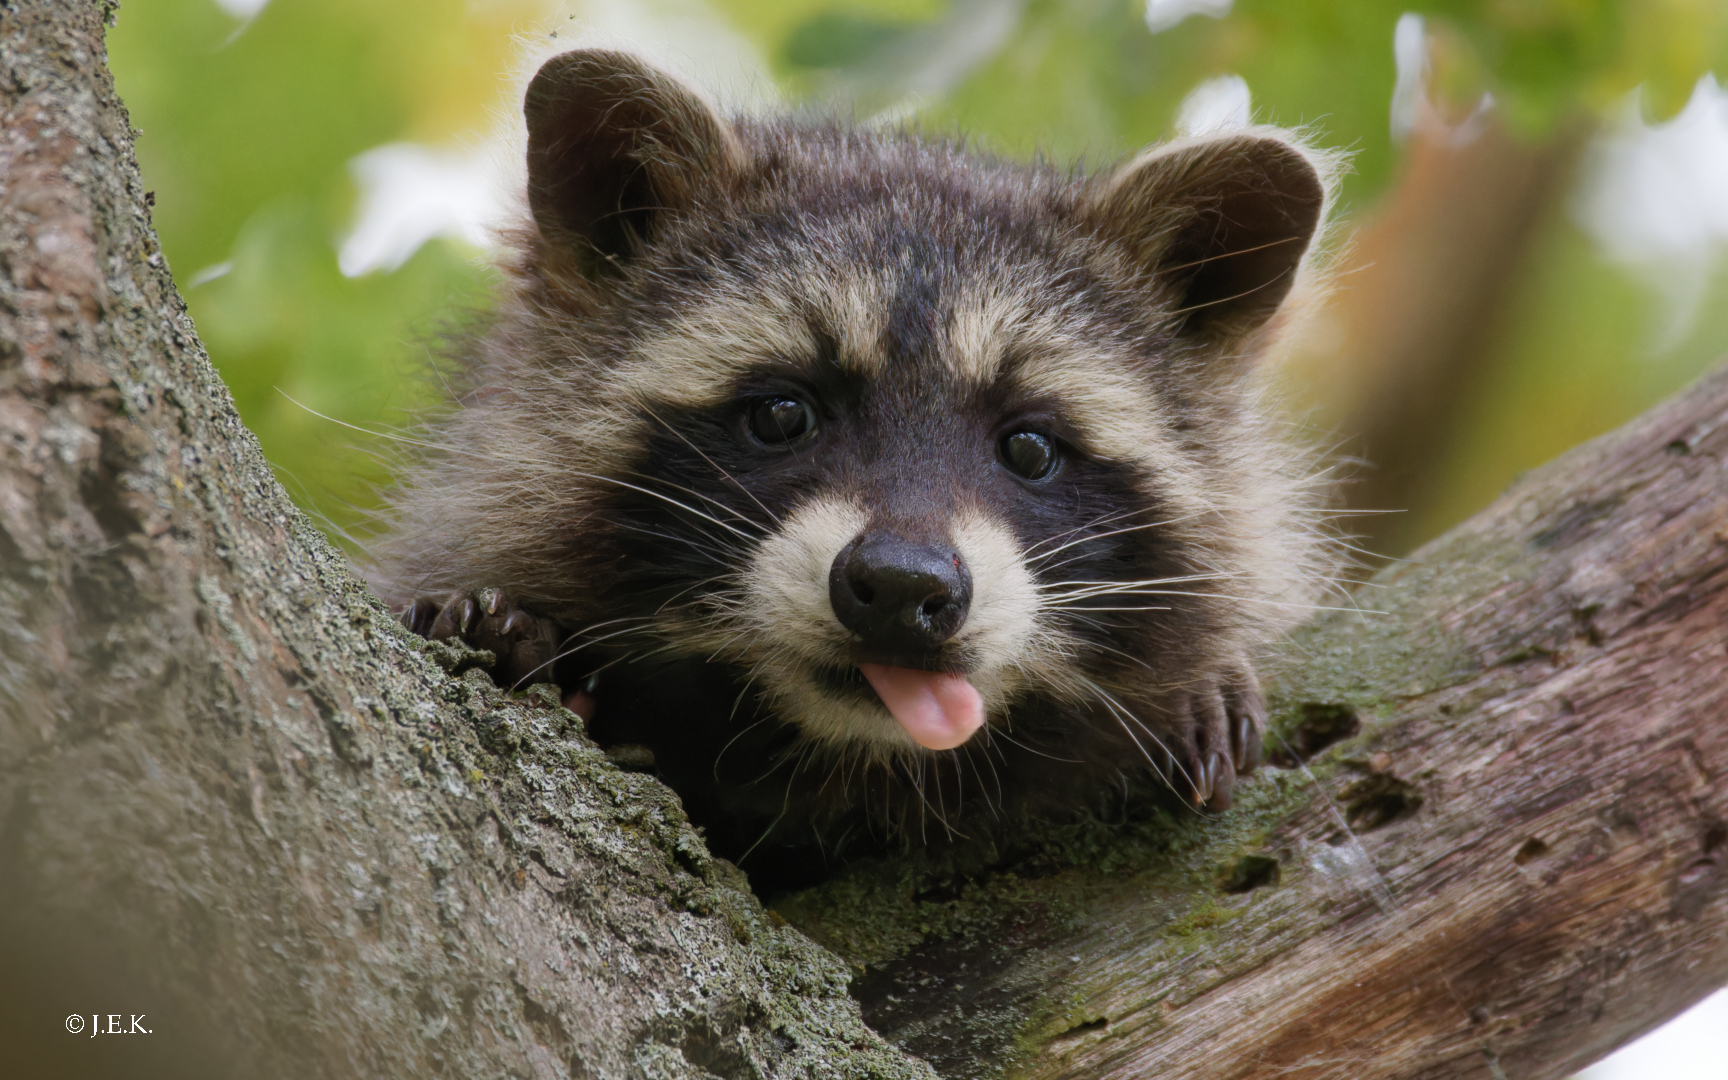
429,593,480,641
403,597,439,638
405,589,559,692
1169,662,1265,813
1224,668,1266,774
1208,751,1236,810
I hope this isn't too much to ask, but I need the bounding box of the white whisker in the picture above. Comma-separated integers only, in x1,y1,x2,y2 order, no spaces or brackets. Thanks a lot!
1026,511,1212,565
635,401,784,527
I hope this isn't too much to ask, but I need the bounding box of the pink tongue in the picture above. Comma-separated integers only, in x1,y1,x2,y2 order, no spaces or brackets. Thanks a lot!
858,664,985,750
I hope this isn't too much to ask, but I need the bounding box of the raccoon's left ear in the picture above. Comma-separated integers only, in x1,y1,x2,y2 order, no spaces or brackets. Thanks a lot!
523,50,744,281
1088,131,1327,344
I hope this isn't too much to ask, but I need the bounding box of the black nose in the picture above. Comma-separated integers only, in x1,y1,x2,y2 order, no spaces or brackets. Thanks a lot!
829,533,972,655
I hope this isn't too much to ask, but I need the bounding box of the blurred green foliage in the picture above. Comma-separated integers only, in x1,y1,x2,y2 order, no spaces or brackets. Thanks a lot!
756,0,1727,203
770,2,1409,209
109,0,1728,552
109,0,521,538
1416,210,1728,538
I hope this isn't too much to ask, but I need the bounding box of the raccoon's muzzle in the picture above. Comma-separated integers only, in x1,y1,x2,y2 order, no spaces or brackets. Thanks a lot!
828,533,972,662
828,531,986,750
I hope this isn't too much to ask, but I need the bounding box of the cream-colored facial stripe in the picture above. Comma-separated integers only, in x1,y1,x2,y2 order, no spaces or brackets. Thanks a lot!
943,286,1018,384
998,313,1223,552
1005,314,1165,459
810,266,889,372
943,293,1212,507
740,496,869,671
948,507,1039,673
735,496,1057,757
605,267,893,409
606,285,816,409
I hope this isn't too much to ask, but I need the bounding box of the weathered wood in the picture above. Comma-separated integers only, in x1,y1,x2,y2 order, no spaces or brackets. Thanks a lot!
5,3,1727,1079
778,359,1728,1078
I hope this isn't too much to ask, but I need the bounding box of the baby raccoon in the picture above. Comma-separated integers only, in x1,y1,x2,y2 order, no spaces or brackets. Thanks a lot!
371,49,1339,879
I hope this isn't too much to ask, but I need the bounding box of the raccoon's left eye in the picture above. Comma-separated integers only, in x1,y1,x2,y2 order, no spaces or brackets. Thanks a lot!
746,396,817,446
1000,430,1058,480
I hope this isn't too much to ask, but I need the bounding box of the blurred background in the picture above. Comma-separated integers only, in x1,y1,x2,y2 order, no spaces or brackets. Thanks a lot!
106,0,1726,1073
106,0,1728,561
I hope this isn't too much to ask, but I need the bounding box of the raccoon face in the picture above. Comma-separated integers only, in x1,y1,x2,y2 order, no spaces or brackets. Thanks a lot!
635,313,1104,757
377,48,1334,830
501,51,1330,767
608,277,1230,758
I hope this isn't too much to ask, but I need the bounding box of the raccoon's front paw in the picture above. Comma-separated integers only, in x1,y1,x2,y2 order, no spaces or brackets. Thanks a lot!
1173,663,1265,812
403,589,556,691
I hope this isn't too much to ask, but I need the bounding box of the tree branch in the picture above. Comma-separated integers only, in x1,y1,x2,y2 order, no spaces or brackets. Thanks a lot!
4,4,1725,1080
0,5,928,1077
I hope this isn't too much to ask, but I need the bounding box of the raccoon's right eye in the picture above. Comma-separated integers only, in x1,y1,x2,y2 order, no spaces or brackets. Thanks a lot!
1000,430,1058,480
746,396,817,446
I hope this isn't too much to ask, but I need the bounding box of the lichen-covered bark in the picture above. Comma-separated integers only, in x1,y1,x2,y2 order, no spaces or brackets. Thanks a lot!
776,361,1728,1079
0,4,931,1077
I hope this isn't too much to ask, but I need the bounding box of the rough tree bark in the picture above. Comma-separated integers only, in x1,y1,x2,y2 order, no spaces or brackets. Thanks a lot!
2,3,1724,1080
0,4,928,1078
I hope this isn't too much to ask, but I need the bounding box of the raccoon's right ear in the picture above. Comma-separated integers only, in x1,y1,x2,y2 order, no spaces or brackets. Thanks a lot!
1088,130,1329,346
524,50,743,280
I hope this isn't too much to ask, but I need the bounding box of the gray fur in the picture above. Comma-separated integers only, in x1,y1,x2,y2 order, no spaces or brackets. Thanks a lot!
367,51,1345,884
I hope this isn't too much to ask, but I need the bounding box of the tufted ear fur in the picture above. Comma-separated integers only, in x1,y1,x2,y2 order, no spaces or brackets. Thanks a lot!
524,50,743,280
1089,131,1328,345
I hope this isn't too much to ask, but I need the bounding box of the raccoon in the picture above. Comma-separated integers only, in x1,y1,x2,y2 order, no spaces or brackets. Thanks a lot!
371,50,1340,883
